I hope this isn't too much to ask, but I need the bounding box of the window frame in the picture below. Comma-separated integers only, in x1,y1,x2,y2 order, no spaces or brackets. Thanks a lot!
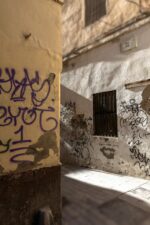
93,90,118,137
85,0,106,27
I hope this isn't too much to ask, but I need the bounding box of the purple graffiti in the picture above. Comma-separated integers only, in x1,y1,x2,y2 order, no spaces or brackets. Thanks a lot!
0,106,57,132
0,68,52,107
12,126,31,145
0,106,58,163
0,139,11,153
0,125,33,163
0,68,58,165
10,153,33,163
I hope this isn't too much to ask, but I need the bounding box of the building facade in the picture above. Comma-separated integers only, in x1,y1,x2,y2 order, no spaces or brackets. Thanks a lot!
0,0,63,224
61,0,150,178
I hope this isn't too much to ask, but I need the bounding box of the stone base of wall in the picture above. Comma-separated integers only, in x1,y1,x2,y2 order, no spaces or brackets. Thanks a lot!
0,166,61,225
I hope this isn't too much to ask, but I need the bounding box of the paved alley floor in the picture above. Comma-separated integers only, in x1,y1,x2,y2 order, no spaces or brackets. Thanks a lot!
62,166,150,225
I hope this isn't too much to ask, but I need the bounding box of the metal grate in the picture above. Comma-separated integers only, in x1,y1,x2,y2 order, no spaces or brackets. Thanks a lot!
85,0,106,26
93,90,118,137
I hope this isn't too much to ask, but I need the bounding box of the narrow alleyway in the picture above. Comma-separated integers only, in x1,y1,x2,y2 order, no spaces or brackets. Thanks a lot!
62,166,150,225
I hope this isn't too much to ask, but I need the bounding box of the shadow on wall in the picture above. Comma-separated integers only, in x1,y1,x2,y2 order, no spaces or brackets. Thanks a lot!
61,85,92,115
62,0,82,58
61,85,93,167
61,83,150,178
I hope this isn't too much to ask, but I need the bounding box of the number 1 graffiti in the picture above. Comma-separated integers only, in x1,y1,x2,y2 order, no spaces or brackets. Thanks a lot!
0,125,32,163
0,68,58,165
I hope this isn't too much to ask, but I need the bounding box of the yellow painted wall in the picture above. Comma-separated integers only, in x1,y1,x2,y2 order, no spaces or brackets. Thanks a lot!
63,0,150,55
0,0,62,174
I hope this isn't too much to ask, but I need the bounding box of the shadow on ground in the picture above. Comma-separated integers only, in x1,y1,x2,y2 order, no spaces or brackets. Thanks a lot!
62,166,150,225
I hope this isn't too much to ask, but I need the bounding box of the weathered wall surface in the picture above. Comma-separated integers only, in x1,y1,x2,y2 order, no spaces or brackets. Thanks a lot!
62,0,150,56
61,22,150,179
0,0,62,224
0,0,62,175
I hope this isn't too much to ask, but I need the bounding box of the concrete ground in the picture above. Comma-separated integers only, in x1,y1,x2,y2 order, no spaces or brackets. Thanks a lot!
62,166,150,225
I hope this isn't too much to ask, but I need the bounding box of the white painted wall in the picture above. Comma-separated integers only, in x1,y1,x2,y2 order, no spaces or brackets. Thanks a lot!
61,22,150,178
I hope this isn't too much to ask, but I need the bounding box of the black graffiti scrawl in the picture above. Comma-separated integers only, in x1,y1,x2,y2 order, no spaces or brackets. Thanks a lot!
61,102,94,166
100,147,115,159
120,98,150,176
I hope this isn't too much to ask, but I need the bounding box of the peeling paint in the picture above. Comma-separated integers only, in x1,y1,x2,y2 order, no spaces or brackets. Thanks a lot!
61,103,94,166
0,0,62,174
100,147,116,159
61,1,150,178
104,138,109,142
71,114,87,129
48,73,56,85
16,131,58,171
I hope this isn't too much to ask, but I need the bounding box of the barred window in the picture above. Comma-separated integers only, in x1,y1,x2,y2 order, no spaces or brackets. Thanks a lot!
85,0,106,26
93,90,118,137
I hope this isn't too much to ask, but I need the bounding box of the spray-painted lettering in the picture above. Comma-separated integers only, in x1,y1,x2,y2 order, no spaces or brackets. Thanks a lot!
0,68,57,165
120,99,150,176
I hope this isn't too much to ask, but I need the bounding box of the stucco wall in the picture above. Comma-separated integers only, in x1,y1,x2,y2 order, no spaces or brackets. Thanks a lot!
62,0,150,56
0,0,62,175
61,22,150,178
